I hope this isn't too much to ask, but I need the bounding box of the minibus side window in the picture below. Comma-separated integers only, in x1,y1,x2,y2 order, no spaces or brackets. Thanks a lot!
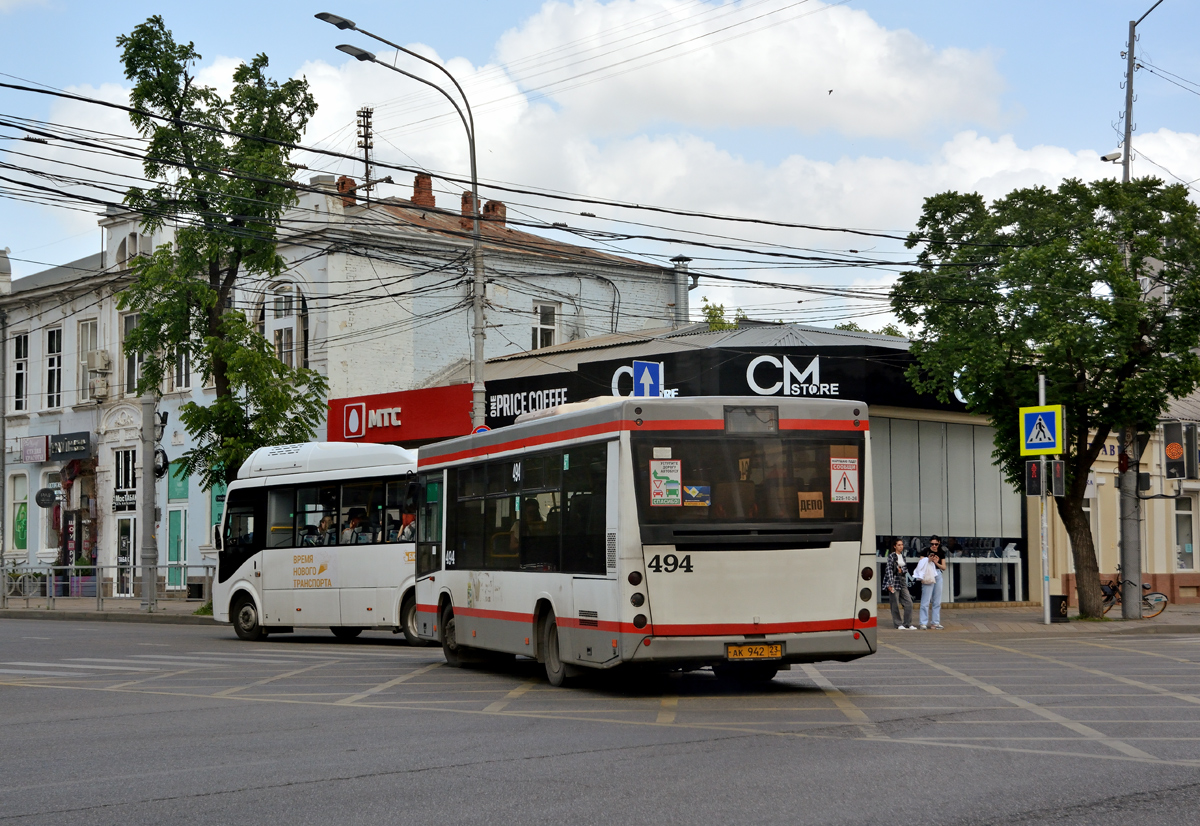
266,487,295,548
218,488,265,583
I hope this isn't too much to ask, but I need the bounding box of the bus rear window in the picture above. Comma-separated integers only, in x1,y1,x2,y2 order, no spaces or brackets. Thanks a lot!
632,435,863,525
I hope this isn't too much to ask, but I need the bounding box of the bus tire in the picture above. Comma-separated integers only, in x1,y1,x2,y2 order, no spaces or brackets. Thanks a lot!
540,612,575,687
441,606,467,667
712,662,779,683
331,627,363,640
232,594,266,642
400,592,423,647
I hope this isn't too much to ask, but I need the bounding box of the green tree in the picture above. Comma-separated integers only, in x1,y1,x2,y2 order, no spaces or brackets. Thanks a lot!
892,177,1200,616
115,17,326,490
834,321,907,337
700,296,747,331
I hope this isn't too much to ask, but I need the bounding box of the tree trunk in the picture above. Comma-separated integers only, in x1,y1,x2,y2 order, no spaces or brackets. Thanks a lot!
1056,494,1105,617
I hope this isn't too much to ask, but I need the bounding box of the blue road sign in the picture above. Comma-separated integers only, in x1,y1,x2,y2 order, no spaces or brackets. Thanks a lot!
1019,404,1064,455
632,360,662,397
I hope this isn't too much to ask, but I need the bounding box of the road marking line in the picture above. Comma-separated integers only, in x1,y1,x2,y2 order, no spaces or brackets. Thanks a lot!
213,662,335,697
482,680,538,713
1073,639,1195,664
966,640,1200,707
335,663,442,705
656,695,679,724
105,669,199,690
0,668,91,678
130,655,299,665
888,644,1156,760
801,664,886,739
68,658,217,668
5,661,159,672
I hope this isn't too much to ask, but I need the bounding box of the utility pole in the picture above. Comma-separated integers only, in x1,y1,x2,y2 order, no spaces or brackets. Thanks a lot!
1039,374,1051,625
1117,0,1161,620
139,396,157,612
356,106,374,206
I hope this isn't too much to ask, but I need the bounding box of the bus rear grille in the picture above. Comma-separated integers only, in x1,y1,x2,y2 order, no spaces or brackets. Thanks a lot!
578,610,599,627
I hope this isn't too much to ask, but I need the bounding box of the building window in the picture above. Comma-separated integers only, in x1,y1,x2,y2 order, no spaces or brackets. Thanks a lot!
46,328,62,409
114,449,137,512
172,350,191,392
10,474,28,553
78,319,98,399
274,292,293,319
13,333,28,412
263,285,301,369
123,314,142,396
1176,496,1195,571
532,303,558,350
274,328,294,368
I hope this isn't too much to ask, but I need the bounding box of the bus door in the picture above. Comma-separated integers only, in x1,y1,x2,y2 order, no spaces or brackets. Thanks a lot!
414,472,444,638
560,442,614,664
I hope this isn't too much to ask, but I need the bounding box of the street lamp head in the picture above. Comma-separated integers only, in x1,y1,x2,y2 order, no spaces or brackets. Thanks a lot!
336,44,376,62
315,12,356,30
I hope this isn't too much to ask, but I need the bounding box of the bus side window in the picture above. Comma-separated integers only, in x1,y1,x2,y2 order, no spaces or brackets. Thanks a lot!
296,485,338,546
385,478,418,543
562,443,608,575
218,488,265,583
266,488,296,548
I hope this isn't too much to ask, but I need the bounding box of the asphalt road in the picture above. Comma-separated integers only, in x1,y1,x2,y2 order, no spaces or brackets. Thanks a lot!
2,619,1200,826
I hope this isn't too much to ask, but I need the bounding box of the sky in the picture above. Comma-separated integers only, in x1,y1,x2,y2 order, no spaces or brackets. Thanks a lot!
3,0,1200,329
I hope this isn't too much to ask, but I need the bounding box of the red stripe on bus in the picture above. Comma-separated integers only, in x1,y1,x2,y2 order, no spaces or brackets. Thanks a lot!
418,417,866,466
440,610,870,637
454,606,537,624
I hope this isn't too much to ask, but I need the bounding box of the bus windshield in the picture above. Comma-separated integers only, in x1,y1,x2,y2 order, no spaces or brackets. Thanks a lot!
631,434,863,525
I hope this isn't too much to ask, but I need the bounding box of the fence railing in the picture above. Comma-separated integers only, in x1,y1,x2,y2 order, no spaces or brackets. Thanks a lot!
1,562,214,612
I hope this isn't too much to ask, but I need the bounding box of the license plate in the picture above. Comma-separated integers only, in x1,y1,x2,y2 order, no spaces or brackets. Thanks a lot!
725,642,783,661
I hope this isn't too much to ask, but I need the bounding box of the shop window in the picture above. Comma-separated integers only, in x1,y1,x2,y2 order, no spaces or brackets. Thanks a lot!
167,461,189,502
10,474,28,553
44,472,62,552
78,319,98,399
113,448,137,512
13,333,28,412
45,328,62,409
1176,497,1195,571
532,303,558,350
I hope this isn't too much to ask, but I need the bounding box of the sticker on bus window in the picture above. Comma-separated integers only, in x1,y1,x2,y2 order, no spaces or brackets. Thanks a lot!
797,491,824,517
653,447,672,459
649,459,682,506
683,485,710,506
831,458,859,502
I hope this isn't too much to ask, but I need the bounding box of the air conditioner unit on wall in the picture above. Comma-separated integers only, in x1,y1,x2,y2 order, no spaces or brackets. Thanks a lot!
88,378,109,401
86,350,111,372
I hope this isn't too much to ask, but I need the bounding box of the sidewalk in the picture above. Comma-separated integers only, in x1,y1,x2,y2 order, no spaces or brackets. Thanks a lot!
0,596,214,625
877,602,1200,636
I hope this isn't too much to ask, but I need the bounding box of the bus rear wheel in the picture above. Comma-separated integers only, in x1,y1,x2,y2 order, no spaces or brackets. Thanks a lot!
540,612,575,687
712,662,779,683
232,595,266,642
331,627,363,640
441,607,467,667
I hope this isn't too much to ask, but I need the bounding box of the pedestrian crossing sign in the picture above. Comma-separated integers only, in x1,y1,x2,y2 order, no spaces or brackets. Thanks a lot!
1019,404,1065,456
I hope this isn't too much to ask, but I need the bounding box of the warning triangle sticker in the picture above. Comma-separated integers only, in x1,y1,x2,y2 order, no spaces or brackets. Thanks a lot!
835,472,854,492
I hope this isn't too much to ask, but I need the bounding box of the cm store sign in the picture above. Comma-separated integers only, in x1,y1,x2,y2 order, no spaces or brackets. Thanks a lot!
745,355,840,397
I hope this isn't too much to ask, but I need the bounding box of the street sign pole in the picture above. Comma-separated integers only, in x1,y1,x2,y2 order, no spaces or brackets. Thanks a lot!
1039,374,1050,625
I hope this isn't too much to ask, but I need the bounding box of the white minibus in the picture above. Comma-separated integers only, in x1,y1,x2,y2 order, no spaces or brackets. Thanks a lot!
213,442,424,643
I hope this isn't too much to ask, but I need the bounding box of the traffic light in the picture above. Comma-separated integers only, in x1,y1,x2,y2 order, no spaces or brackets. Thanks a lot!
1164,421,1186,479
1025,460,1042,496
1050,460,1065,497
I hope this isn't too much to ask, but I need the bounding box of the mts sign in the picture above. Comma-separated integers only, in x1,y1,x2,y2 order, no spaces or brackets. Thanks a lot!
328,384,472,444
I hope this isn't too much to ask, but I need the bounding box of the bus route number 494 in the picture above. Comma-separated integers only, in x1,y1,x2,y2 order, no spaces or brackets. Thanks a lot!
647,553,693,573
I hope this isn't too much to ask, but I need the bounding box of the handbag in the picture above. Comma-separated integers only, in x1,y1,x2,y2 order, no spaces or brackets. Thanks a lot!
919,560,936,586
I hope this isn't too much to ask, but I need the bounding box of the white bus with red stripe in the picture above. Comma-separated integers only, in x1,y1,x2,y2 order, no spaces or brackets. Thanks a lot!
413,396,876,685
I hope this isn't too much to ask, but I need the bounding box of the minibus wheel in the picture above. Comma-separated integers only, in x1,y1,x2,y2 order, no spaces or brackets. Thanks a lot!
441,607,464,667
232,595,266,642
400,593,422,647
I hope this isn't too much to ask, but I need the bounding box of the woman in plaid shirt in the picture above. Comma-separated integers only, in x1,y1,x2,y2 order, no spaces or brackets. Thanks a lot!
884,538,915,629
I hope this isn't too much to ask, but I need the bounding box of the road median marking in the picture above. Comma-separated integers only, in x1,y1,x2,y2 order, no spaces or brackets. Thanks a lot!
801,664,886,739
887,644,1156,760
335,663,442,705
214,661,334,697
482,680,538,713
656,695,678,724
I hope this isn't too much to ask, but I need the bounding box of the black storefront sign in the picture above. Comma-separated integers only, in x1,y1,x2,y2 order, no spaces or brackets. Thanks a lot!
50,431,92,461
484,346,964,429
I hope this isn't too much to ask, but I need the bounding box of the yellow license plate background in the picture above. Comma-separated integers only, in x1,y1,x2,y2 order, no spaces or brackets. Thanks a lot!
726,643,783,661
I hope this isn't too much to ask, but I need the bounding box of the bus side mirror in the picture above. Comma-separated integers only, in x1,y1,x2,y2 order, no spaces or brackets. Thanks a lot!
213,524,222,550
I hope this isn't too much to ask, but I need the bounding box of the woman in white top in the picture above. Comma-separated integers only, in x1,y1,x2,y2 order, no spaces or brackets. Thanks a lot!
915,538,947,629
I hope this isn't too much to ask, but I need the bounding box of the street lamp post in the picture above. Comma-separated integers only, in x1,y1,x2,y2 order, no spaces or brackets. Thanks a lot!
318,13,487,429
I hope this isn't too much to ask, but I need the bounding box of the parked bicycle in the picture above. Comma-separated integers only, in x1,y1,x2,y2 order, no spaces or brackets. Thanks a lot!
1101,577,1168,618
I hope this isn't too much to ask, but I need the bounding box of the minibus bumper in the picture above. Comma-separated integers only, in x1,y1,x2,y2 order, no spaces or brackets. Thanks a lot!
624,627,876,665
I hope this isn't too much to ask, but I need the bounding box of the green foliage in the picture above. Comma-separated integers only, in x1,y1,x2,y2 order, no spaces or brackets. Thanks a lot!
700,296,747,331
115,16,326,488
193,600,214,616
834,321,908,337
892,176,1200,615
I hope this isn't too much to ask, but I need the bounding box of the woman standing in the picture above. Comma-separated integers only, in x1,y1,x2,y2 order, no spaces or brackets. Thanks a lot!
916,536,947,629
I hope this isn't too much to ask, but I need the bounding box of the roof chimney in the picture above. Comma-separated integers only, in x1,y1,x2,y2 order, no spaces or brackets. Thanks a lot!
461,190,476,230
0,246,11,295
337,175,357,207
412,173,435,208
482,200,506,226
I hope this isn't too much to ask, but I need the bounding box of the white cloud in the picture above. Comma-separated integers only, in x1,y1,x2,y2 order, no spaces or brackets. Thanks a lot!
195,55,245,100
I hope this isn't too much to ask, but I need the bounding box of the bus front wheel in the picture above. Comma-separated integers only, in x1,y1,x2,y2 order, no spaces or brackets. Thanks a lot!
232,595,266,642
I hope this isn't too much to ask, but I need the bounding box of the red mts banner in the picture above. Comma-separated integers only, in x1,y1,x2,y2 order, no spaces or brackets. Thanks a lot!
327,384,474,443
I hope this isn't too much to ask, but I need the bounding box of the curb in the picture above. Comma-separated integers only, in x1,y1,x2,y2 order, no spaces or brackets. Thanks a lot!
0,609,216,626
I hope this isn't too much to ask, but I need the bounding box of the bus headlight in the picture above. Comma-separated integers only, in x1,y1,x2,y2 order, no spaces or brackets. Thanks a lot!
630,593,645,607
